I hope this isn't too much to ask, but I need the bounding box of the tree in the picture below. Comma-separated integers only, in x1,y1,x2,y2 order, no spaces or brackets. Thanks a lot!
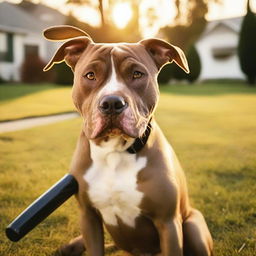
67,0,105,26
160,0,221,50
238,0,256,85
66,0,141,43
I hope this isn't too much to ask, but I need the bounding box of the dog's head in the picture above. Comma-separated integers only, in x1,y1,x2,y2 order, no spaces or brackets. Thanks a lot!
44,25,189,142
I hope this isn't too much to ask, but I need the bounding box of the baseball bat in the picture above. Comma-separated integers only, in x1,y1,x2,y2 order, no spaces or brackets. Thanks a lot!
5,174,78,242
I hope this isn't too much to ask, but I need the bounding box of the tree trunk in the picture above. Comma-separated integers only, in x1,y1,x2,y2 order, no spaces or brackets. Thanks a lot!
99,0,105,27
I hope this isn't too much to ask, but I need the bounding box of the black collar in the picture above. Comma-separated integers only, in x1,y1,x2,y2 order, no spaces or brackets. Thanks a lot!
126,122,152,154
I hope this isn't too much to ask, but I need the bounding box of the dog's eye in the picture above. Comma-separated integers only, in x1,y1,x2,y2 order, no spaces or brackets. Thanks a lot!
133,71,144,79
84,72,96,81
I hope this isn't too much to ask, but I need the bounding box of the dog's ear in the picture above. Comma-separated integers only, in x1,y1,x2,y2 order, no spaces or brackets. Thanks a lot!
43,36,92,71
43,26,92,71
140,38,189,73
43,25,91,41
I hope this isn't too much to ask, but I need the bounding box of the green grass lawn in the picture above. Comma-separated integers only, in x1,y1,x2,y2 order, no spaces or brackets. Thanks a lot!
0,84,75,121
0,83,256,255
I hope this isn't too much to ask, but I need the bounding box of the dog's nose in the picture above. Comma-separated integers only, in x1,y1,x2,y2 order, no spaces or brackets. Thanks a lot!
99,95,127,115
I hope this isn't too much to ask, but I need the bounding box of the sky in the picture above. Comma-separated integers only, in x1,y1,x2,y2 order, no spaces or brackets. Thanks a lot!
5,0,256,37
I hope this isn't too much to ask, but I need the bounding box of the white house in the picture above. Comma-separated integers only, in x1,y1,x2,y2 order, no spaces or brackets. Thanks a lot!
0,1,65,81
196,17,245,81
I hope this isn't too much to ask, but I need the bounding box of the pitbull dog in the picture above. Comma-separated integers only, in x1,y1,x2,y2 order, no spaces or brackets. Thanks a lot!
43,25,213,256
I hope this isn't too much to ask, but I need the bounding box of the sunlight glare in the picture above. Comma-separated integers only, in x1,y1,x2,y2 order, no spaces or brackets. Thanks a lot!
112,2,133,29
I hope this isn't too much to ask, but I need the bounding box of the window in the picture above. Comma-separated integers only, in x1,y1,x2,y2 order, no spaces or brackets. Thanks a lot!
212,47,236,60
0,32,14,62
0,33,7,52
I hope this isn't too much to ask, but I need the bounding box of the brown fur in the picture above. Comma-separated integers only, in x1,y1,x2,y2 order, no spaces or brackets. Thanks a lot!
44,25,213,256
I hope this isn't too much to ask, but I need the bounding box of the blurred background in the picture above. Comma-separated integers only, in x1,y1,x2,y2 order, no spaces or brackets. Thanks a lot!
0,0,256,84
0,1,256,256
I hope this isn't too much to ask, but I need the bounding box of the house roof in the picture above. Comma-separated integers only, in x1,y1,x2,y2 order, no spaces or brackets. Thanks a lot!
0,1,45,34
17,0,66,27
0,1,67,35
200,16,243,38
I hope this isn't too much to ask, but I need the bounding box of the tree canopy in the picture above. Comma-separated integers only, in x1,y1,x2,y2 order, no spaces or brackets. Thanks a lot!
160,0,221,50
65,0,221,45
238,0,256,85
66,0,140,43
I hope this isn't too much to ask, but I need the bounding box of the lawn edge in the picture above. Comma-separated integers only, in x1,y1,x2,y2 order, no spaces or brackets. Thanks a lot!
0,111,78,123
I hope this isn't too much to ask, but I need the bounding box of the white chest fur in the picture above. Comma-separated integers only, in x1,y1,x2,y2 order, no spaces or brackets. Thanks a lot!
84,139,147,227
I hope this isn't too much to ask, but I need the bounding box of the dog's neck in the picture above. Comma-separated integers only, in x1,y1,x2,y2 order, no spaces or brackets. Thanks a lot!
126,122,152,154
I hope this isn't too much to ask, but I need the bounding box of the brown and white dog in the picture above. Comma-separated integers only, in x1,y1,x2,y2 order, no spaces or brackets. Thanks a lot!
43,25,213,256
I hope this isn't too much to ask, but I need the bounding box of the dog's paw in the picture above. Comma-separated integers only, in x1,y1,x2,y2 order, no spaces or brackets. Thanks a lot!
56,236,85,256
57,244,85,256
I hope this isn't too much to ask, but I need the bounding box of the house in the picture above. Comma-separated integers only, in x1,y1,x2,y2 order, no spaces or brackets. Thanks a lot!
0,1,66,82
18,0,66,27
196,17,245,81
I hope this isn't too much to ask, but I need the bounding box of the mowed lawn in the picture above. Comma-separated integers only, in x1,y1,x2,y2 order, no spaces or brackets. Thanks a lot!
0,83,256,255
0,84,75,121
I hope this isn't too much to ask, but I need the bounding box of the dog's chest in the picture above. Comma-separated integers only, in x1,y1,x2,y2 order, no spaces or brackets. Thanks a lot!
84,148,147,227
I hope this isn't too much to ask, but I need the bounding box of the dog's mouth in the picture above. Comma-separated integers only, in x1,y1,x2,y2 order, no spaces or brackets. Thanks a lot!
90,117,135,139
87,112,147,140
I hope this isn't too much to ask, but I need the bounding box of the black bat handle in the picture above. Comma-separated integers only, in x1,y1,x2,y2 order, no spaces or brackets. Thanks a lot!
6,174,78,242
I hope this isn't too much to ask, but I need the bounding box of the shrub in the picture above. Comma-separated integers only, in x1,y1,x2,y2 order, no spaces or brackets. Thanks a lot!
185,44,201,83
238,0,256,85
158,64,174,84
53,62,73,85
158,56,187,84
20,54,55,83
158,44,201,85
0,76,6,84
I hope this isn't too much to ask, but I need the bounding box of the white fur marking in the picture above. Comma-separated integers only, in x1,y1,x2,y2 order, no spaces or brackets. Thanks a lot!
99,47,126,96
84,138,147,227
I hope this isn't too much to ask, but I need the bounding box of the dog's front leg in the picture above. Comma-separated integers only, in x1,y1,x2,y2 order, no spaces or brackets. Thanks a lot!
81,206,104,256
154,218,183,256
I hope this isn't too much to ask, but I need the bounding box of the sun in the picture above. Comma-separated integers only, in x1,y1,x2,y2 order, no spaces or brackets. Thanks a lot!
112,2,133,29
